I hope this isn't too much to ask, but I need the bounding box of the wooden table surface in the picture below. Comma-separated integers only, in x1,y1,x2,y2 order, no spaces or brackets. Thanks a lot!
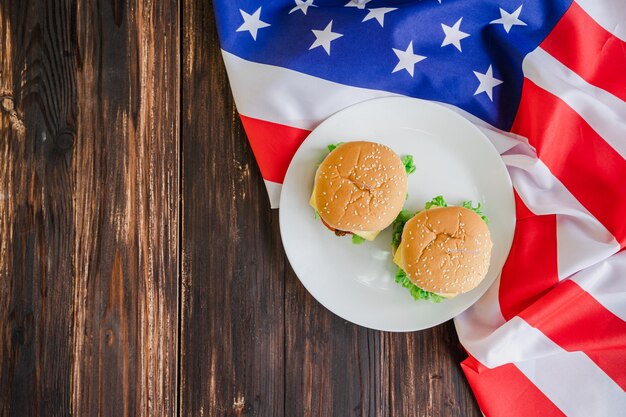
0,1,481,416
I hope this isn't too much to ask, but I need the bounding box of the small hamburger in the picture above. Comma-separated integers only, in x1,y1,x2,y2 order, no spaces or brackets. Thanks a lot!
310,141,411,243
392,196,492,302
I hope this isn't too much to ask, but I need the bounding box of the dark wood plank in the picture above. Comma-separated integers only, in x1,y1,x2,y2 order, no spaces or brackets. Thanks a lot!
180,2,285,416
1,2,79,415
284,271,480,417
0,1,179,416
285,279,391,417
70,1,180,415
388,323,481,417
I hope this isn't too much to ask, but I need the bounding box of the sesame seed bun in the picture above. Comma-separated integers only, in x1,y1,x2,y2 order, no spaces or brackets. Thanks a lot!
312,141,408,234
394,206,492,297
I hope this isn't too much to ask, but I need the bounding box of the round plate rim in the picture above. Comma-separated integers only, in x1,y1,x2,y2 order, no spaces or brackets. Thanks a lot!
279,97,516,332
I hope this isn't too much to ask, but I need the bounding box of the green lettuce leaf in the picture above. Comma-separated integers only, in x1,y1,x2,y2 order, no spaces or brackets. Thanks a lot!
352,234,366,245
391,209,414,250
395,267,445,303
461,201,489,224
401,155,416,174
424,195,448,209
327,142,345,153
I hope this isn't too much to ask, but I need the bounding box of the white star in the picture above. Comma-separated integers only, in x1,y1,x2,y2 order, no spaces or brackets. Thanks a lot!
236,7,271,40
392,41,427,77
345,0,372,9
490,5,527,33
441,18,470,52
310,21,343,55
473,65,503,101
362,8,397,28
289,0,317,15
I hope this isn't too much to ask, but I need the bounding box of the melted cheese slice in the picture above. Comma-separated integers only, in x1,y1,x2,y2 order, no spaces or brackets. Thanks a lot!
309,187,317,210
310,186,380,241
351,229,380,241
393,244,403,267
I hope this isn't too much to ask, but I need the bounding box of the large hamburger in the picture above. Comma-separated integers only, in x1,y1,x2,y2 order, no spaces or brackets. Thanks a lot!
392,196,492,301
310,141,411,242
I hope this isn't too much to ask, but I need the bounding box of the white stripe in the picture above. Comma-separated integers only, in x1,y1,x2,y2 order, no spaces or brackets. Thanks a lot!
454,275,507,352
456,135,619,408
516,349,626,417
436,102,535,155
458,252,626,415
457,137,619,366
575,0,626,41
523,47,626,159
458,247,626,366
502,153,620,278
556,216,620,279
263,179,282,209
224,52,621,276
226,47,626,164
570,250,626,321
458,315,569,367
221,50,397,131
223,49,534,156
460,316,626,417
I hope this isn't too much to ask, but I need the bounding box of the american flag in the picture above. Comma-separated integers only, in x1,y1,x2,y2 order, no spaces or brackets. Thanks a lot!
213,0,626,415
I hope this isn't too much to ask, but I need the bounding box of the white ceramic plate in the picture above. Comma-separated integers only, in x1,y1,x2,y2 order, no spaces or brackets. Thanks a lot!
279,97,515,331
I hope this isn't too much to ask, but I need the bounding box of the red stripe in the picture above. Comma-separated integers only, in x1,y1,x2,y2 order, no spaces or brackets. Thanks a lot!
499,192,559,321
461,355,565,417
511,80,626,247
519,279,626,390
239,115,310,183
541,2,626,101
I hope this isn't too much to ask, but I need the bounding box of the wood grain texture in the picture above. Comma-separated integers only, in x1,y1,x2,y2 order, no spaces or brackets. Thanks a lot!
179,2,285,416
1,2,78,415
0,1,179,416
285,282,391,417
388,325,480,417
70,1,179,416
